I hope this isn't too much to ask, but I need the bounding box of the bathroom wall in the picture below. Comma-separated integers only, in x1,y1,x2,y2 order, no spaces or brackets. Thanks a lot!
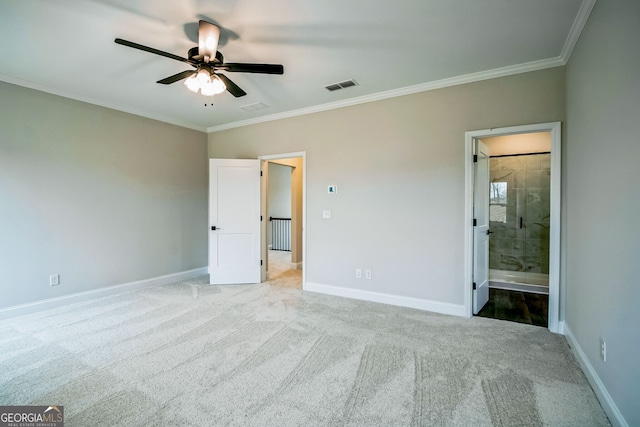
488,153,551,274
482,132,550,156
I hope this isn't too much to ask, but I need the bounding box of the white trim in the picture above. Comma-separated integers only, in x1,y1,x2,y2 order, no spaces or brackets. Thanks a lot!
558,320,566,335
0,267,208,320
489,281,549,296
305,282,466,318
207,58,564,133
290,262,302,270
464,122,562,332
0,73,207,132
548,123,562,333
560,0,598,63
260,151,306,161
258,151,307,291
564,324,628,427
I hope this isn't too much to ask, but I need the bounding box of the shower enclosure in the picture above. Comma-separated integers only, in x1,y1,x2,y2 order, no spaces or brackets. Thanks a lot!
488,152,550,293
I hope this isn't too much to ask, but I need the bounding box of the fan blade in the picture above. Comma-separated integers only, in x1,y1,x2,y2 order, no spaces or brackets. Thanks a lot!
218,63,284,74
217,74,247,97
199,20,221,61
157,70,196,84
114,38,192,65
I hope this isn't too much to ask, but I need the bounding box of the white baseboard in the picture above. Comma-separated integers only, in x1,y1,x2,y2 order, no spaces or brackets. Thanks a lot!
563,324,627,427
0,267,209,320
304,282,466,317
557,320,566,335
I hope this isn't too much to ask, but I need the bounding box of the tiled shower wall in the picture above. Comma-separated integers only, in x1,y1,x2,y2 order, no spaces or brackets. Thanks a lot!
489,153,550,274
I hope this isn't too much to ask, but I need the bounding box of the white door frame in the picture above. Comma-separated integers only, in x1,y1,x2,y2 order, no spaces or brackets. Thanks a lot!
259,151,306,290
464,122,561,333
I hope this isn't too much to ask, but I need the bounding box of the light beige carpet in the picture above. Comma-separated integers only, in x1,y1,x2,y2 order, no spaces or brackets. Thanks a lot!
0,273,608,426
267,249,302,289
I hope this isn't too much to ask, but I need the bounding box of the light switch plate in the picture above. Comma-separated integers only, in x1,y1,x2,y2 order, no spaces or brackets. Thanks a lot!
323,210,331,219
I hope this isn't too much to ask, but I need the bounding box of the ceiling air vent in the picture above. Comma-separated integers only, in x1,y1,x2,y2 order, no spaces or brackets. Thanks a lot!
241,102,269,112
325,79,358,92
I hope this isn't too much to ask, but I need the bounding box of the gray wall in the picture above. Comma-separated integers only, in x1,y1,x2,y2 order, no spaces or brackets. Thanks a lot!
0,82,208,309
267,163,293,219
209,67,565,306
564,0,640,424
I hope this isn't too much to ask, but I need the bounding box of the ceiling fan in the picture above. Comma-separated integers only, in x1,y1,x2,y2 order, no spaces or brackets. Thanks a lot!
114,20,284,98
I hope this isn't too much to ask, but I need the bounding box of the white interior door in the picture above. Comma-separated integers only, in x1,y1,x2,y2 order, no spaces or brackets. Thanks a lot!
473,140,491,314
209,159,261,285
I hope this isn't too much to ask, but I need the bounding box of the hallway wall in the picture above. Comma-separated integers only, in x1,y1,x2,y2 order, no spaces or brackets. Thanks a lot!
267,162,292,248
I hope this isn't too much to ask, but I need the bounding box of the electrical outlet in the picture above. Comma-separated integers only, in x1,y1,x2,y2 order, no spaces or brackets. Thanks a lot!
49,274,60,286
600,338,607,362
365,269,372,280
355,269,362,279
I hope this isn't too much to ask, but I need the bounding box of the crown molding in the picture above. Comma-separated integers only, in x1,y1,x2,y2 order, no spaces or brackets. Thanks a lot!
0,73,207,132
207,56,565,133
208,1,598,134
560,0,598,63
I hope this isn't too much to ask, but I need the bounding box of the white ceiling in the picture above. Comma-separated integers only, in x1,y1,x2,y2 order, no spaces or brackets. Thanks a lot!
0,0,591,132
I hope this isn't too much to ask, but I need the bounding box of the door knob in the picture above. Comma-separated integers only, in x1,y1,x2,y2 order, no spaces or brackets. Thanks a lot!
487,229,494,235
211,226,222,231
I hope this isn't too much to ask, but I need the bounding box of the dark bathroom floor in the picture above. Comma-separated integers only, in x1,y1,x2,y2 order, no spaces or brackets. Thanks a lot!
477,288,549,327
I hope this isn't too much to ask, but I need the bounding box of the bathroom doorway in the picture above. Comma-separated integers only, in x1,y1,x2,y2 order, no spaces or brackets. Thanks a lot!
484,134,551,291
478,133,551,326
465,123,561,332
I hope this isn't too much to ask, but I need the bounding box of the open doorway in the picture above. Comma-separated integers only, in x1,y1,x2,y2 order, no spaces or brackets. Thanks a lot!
260,152,306,290
465,123,561,333
477,132,551,327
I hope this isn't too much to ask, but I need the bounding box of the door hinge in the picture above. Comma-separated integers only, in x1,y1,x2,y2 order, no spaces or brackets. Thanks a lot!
260,215,263,221
473,282,477,290
260,170,263,177
261,260,263,266
473,218,477,226
473,154,478,163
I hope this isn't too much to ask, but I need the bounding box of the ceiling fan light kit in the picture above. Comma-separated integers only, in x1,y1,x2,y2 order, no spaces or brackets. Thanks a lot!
192,72,226,96
114,20,283,99
199,20,221,62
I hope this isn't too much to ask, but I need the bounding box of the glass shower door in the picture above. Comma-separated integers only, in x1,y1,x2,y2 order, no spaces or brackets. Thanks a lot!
489,153,551,286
